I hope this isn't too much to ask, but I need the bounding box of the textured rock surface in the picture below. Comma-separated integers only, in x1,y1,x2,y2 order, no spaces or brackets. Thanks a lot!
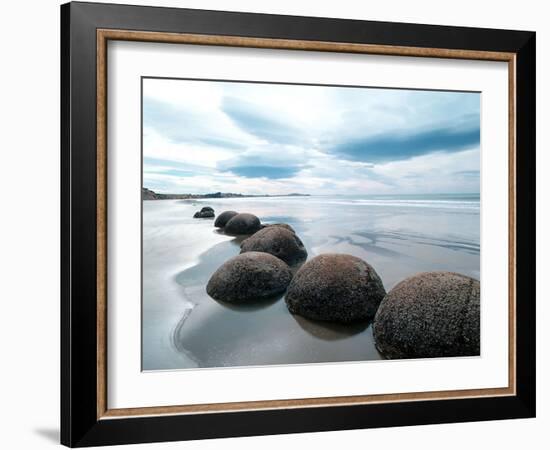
214,210,239,228
206,252,292,303
373,271,480,359
193,209,215,218
285,254,386,323
261,223,296,233
224,213,262,235
240,226,307,265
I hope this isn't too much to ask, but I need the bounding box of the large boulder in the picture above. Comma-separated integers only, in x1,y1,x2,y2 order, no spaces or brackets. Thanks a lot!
240,226,307,265
206,252,292,303
193,209,214,218
373,271,480,359
261,223,296,234
214,210,239,228
224,213,262,235
285,254,386,323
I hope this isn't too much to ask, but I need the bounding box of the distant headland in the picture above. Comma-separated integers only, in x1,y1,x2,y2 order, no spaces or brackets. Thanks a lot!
142,187,310,200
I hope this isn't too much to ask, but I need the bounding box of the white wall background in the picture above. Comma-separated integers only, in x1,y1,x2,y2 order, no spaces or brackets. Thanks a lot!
0,0,546,448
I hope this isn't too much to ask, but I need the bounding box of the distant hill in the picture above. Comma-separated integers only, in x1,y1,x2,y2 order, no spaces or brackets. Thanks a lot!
142,187,160,200
142,187,310,200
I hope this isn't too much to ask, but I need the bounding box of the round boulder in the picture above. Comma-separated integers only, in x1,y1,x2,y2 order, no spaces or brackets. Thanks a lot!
206,252,292,303
373,271,480,359
200,206,214,213
193,210,214,218
214,210,239,228
240,226,307,265
285,254,386,323
224,213,262,235
262,223,296,234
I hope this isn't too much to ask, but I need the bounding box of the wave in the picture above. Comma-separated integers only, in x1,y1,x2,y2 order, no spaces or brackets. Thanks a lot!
189,195,480,211
323,199,480,210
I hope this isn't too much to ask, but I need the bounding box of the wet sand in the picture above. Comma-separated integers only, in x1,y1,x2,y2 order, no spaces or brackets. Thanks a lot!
142,195,480,370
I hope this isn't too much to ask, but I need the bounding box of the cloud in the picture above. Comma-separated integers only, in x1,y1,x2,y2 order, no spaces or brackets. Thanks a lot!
225,165,303,179
216,144,313,179
220,96,303,145
143,157,212,177
143,98,252,149
370,147,480,193
330,118,480,163
142,127,236,169
453,170,480,178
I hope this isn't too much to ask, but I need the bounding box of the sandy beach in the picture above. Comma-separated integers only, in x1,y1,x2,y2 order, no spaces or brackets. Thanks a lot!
142,194,480,370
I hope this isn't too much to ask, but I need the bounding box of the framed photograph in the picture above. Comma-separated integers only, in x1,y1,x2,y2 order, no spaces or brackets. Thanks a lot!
61,1,536,447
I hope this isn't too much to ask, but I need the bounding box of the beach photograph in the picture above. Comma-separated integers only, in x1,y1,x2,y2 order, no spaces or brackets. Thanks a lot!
141,77,481,371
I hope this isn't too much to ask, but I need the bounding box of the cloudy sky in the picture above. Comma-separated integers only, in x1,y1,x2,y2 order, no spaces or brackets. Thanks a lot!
143,78,480,195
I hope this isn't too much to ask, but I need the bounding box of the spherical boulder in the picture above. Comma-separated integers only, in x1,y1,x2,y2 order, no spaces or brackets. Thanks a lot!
193,209,214,218
373,271,480,359
206,252,292,303
285,254,386,323
200,206,214,213
262,223,296,234
214,210,239,228
240,226,307,265
224,213,261,235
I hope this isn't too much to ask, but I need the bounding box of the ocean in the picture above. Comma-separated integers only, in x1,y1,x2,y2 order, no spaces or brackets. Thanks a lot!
142,194,480,370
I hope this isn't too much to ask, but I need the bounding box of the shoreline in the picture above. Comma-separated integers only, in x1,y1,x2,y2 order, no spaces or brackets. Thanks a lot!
142,200,233,370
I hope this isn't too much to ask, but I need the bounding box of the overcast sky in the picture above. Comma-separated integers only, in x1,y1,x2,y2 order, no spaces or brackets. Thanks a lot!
143,78,480,195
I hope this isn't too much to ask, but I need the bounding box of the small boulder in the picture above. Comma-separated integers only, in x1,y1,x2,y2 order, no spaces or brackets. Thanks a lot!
193,209,214,218
206,252,292,303
373,271,480,359
262,223,296,234
240,226,307,265
214,210,239,228
285,254,386,323
224,213,262,235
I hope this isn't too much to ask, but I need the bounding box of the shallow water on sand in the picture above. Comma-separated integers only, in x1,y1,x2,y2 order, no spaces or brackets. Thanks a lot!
142,195,480,370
